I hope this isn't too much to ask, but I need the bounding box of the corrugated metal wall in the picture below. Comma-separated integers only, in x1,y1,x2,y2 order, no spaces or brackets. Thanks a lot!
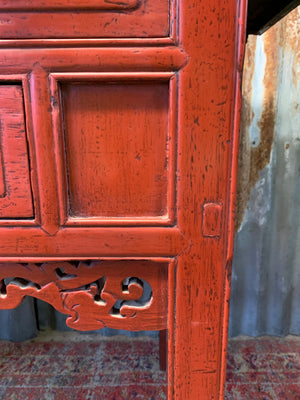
229,6,300,337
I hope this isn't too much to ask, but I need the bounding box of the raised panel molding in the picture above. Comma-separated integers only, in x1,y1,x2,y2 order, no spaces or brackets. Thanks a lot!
202,202,223,238
0,47,188,74
0,226,189,258
51,73,177,226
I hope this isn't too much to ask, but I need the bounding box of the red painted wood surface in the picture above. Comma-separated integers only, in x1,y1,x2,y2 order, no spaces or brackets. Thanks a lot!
0,0,247,398
202,203,223,238
0,260,170,331
0,85,33,218
62,81,170,219
0,0,170,39
2,0,139,10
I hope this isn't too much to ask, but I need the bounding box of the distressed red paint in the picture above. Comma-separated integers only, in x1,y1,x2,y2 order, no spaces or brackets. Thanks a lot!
0,1,247,399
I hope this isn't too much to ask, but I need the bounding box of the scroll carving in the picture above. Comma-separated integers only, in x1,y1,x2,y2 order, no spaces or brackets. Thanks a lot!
0,260,168,331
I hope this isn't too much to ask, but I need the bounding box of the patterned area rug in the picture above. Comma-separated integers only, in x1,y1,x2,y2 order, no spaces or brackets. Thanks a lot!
226,336,300,400
0,332,299,399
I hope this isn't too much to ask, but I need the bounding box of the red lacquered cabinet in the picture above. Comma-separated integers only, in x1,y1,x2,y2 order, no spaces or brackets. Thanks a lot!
0,1,247,398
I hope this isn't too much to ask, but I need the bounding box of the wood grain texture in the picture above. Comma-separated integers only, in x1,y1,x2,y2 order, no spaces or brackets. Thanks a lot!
202,203,223,238
0,85,33,218
0,47,188,74
0,227,188,258
51,72,177,227
29,65,60,235
219,2,248,396
62,81,172,220
172,0,246,398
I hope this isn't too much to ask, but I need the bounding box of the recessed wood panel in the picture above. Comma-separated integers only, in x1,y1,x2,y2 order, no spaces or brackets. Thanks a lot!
0,85,34,219
0,0,170,39
62,81,173,221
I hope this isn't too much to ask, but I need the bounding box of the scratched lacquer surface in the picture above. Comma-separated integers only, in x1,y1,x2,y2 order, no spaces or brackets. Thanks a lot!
0,0,170,39
0,85,33,218
0,0,247,399
62,82,171,220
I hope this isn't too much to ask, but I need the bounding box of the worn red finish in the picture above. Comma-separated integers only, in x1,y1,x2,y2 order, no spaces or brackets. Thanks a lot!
0,260,171,331
0,0,171,39
0,1,247,399
0,86,33,218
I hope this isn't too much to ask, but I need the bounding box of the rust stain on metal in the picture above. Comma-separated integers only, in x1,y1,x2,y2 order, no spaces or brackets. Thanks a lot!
252,26,279,175
280,7,300,88
235,20,282,231
235,35,256,231
236,6,300,231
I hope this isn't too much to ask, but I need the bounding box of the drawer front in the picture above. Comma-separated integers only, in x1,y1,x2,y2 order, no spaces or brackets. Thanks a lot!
0,0,170,39
1,0,139,10
0,85,34,219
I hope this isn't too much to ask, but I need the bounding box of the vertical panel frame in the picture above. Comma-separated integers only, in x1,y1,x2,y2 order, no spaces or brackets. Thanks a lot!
29,66,60,235
172,0,247,399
